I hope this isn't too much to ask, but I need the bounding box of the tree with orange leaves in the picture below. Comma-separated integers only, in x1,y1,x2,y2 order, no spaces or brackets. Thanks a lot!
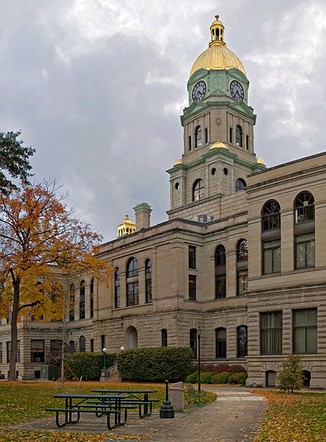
0,180,111,380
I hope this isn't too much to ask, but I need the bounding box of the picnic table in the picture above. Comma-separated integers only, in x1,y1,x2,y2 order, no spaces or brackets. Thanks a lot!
46,392,131,429
46,389,159,429
92,389,159,417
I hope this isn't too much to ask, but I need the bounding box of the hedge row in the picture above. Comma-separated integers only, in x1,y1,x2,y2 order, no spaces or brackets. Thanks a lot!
118,347,194,382
185,371,248,385
64,352,116,380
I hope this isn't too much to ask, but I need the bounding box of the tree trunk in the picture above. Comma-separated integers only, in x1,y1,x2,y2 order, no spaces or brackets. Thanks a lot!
9,272,20,380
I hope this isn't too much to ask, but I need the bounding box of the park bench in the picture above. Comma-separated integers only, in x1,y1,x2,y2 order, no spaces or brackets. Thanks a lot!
185,383,200,403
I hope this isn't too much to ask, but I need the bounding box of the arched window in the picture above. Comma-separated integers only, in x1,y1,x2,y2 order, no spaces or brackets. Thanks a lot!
235,178,247,192
261,200,281,274
79,336,86,352
215,328,226,358
235,125,243,147
190,328,197,357
193,179,204,202
90,277,94,318
294,192,315,269
127,257,138,277
262,200,281,231
215,245,226,299
79,280,85,319
237,239,248,296
126,258,139,306
69,283,75,321
195,126,202,148
126,326,138,349
294,192,315,224
145,259,152,303
114,268,120,308
237,325,248,357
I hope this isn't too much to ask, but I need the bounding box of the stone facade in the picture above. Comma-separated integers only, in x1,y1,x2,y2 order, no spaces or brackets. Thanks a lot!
1,16,326,388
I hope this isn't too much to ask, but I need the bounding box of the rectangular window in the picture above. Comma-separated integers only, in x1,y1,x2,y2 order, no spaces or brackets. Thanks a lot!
161,329,168,347
215,276,226,299
229,127,233,143
189,275,197,301
31,340,45,362
101,335,106,351
215,328,227,358
49,340,62,363
260,311,282,355
263,240,281,274
190,329,197,357
237,270,248,296
6,341,20,363
127,282,139,306
0,342,2,363
114,285,120,308
246,135,249,150
6,342,10,363
295,233,315,269
188,245,196,269
293,309,317,354
205,128,208,144
188,136,192,151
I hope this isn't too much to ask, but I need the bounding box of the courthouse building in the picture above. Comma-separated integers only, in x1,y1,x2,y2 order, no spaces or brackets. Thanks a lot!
1,16,326,388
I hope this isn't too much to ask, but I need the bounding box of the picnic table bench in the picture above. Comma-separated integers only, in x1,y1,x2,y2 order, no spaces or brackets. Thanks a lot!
92,389,159,418
46,393,132,429
46,389,159,429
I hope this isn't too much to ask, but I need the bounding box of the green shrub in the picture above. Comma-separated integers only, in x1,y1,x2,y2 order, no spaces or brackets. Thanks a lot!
186,369,248,385
229,372,248,385
118,347,194,382
213,372,231,384
185,371,198,383
64,352,116,380
277,355,304,393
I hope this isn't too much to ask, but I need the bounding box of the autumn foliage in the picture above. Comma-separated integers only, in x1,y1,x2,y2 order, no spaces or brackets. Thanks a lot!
0,180,111,380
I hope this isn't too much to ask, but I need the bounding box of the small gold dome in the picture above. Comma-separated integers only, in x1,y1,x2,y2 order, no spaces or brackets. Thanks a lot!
257,158,266,165
173,159,182,166
117,214,136,238
210,141,228,150
190,15,246,77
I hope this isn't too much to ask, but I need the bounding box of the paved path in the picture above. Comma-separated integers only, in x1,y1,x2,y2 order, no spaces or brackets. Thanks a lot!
9,386,267,441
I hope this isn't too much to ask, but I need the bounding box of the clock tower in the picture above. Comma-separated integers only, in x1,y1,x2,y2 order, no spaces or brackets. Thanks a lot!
167,15,265,220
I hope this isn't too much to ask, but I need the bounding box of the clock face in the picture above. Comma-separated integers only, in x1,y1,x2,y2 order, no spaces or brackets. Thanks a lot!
230,80,244,101
192,80,207,102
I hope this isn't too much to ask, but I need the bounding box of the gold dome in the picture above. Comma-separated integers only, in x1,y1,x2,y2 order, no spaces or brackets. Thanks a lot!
257,158,266,166
210,141,228,150
173,159,182,166
190,15,246,77
117,214,136,237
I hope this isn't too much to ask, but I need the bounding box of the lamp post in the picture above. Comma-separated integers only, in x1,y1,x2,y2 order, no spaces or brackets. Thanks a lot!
197,326,202,394
102,347,107,371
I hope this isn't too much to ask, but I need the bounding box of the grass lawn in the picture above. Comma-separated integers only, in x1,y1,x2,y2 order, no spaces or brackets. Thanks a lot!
0,381,166,441
1,382,325,441
0,381,213,441
253,390,326,442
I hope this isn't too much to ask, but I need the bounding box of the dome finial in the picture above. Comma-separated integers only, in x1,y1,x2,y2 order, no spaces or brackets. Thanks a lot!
210,15,225,46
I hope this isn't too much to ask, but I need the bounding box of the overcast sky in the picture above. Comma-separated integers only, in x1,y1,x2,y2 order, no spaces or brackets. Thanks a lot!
1,1,325,241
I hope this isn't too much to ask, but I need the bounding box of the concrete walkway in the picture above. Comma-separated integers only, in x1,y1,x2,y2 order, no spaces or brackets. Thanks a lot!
9,386,267,441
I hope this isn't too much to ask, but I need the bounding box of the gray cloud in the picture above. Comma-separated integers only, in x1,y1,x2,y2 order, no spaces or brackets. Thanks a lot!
0,0,325,240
